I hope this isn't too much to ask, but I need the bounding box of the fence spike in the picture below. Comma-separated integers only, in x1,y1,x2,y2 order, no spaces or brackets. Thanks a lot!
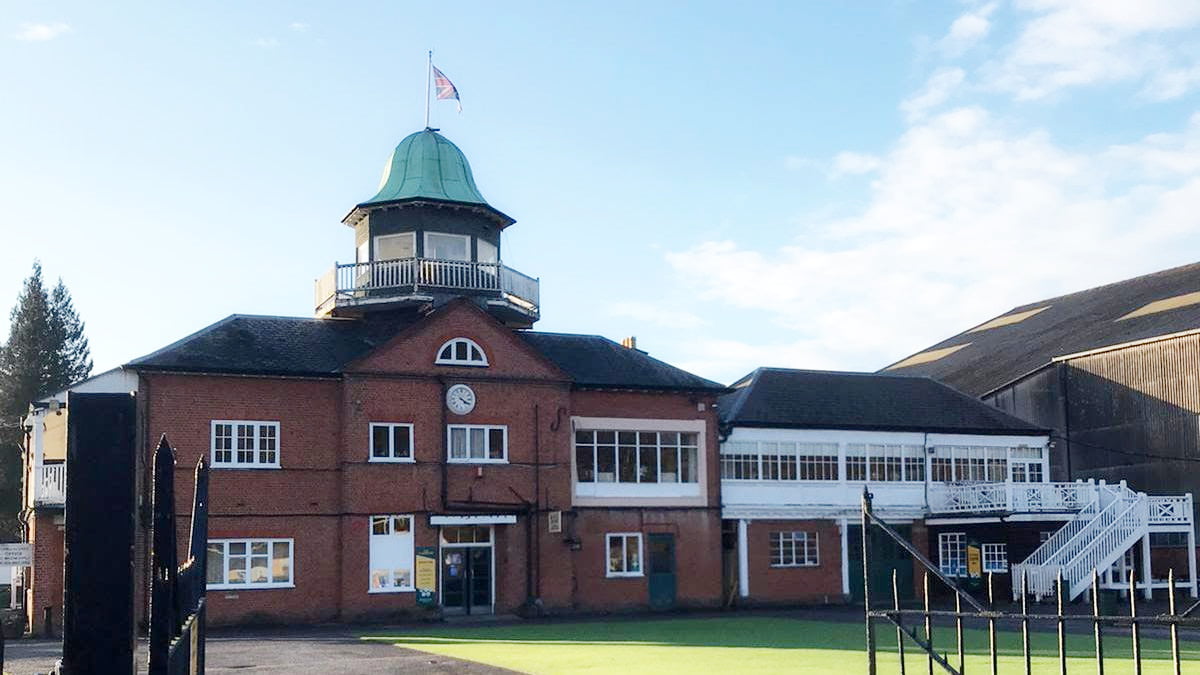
1021,571,1031,675
924,572,934,675
1057,570,1067,675
955,592,964,675
1092,569,1104,675
894,569,906,675
1169,569,1181,675
1130,571,1141,675
988,573,998,675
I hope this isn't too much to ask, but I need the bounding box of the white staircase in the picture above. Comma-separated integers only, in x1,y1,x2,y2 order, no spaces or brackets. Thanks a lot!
1011,481,1148,600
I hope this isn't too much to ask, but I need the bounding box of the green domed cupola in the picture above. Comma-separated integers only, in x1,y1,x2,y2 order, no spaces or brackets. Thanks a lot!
319,128,538,328
345,129,513,228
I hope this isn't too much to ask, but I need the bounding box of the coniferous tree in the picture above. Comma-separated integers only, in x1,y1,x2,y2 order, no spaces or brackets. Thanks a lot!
0,262,92,537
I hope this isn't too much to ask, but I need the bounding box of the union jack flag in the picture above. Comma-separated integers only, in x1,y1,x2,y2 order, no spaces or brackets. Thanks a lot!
432,65,462,113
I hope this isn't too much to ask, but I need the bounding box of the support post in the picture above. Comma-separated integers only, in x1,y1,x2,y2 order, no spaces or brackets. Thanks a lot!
736,519,749,599
1141,533,1153,601
840,518,850,597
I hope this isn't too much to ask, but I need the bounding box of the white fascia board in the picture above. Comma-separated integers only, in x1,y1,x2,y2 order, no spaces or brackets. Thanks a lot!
925,433,1049,448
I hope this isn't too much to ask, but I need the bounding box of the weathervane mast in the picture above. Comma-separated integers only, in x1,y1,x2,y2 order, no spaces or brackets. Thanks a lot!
423,50,433,129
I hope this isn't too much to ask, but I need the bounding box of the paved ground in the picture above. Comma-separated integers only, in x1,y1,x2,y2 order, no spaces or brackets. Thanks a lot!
3,626,513,675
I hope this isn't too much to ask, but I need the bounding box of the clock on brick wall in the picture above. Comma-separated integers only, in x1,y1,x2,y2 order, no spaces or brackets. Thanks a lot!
445,384,476,415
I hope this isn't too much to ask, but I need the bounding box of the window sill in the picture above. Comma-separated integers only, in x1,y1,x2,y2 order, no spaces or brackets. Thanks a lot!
369,458,416,464
368,587,416,594
435,361,488,367
211,464,282,470
769,563,820,569
606,572,644,579
207,582,295,591
447,458,508,464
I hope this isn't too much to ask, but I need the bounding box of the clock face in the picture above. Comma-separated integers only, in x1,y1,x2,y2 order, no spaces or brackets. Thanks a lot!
446,384,476,415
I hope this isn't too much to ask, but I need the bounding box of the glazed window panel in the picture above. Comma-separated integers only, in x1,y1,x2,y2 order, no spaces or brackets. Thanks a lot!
577,430,700,484
845,444,867,481
769,531,819,567
207,538,293,589
796,443,839,481
425,232,470,261
435,337,488,366
760,442,797,480
447,425,507,463
939,532,966,577
606,533,643,577
903,446,926,482
211,421,280,468
369,515,415,592
369,423,413,461
982,543,1008,573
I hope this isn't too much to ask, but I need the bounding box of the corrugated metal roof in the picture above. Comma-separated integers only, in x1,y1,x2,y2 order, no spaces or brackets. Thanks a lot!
883,261,1200,395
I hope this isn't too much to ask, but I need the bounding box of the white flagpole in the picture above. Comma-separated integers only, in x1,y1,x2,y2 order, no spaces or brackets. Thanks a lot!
424,50,432,129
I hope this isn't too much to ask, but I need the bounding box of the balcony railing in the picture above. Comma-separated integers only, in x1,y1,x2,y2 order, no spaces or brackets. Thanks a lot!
315,257,539,317
35,464,66,505
928,480,1100,515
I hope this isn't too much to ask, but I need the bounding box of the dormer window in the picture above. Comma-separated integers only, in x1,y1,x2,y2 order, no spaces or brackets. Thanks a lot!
436,338,488,366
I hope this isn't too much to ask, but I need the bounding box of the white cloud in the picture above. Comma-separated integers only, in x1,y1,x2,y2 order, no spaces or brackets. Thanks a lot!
14,22,71,42
900,68,966,121
988,0,1200,99
607,301,707,329
830,152,883,177
938,2,997,57
664,107,1200,379
289,22,310,32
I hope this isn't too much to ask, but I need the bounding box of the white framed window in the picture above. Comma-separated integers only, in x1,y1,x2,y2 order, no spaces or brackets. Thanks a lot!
211,421,280,468
770,531,819,567
477,238,498,263
369,515,415,593
577,430,699,484
424,232,470,261
939,532,967,577
606,533,643,577
369,423,413,462
436,338,488,366
796,444,839,481
448,424,507,462
1010,446,1045,483
982,543,1008,573
1039,531,1054,544
375,232,415,261
206,538,293,589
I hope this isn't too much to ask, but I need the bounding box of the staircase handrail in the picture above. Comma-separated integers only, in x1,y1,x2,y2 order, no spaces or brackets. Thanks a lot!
1065,494,1148,599
1020,497,1101,567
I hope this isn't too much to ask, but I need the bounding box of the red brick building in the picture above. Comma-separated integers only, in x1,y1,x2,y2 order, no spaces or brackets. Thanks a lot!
21,129,726,631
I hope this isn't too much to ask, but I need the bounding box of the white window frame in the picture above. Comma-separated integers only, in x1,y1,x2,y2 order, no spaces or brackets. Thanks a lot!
374,232,415,261
435,337,489,367
423,231,471,261
369,515,415,593
369,423,414,462
576,429,701,484
476,238,498,263
211,420,281,469
447,424,508,463
605,532,644,578
982,543,1008,573
769,531,819,567
207,538,294,590
939,532,967,578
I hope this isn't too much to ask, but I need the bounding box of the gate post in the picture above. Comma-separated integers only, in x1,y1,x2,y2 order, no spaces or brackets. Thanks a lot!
862,487,876,675
148,436,178,674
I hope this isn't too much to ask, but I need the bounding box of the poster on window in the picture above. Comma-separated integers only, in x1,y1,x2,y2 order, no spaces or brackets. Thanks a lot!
966,540,982,589
415,546,436,606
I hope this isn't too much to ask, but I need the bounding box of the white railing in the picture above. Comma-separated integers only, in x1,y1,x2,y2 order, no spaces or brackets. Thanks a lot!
1148,495,1193,525
36,464,66,504
314,257,540,315
928,481,1099,515
1063,494,1148,599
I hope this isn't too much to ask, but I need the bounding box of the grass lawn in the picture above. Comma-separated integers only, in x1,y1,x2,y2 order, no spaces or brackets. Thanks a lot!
363,615,1200,674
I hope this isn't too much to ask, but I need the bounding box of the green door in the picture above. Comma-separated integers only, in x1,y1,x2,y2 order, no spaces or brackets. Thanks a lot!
847,525,914,603
647,533,676,609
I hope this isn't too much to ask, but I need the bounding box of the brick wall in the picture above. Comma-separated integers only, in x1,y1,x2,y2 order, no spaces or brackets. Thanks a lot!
27,510,64,637
743,519,843,604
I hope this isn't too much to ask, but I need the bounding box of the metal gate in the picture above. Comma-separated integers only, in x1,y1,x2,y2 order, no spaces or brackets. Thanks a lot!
860,488,1200,674
148,435,210,674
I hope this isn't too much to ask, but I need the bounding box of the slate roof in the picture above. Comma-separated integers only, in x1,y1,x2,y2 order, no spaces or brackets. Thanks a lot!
719,368,1046,435
516,332,726,392
127,314,726,392
882,262,1200,396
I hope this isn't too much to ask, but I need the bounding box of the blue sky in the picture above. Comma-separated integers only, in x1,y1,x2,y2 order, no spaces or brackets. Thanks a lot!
5,1,1200,384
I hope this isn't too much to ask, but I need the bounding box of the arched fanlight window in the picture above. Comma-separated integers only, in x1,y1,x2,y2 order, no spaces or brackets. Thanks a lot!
435,338,488,367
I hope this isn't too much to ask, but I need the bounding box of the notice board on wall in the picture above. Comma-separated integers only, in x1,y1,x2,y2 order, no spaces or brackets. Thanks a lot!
415,546,436,606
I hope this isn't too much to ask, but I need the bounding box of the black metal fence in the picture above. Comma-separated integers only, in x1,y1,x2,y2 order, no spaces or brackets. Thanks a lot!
861,488,1200,674
148,435,209,674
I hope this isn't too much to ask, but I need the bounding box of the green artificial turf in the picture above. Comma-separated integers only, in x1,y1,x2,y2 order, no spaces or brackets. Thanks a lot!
363,615,1200,674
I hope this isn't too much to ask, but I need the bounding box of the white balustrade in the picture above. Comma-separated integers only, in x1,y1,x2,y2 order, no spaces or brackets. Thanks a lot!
315,257,540,314
1147,495,1193,525
36,464,66,504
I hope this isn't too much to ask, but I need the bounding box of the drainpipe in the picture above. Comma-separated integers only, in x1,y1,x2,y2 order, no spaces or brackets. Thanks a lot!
532,403,542,609
439,377,449,513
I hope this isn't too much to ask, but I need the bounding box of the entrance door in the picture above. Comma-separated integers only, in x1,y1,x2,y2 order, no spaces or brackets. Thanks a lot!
847,524,914,603
647,533,677,610
440,526,493,615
